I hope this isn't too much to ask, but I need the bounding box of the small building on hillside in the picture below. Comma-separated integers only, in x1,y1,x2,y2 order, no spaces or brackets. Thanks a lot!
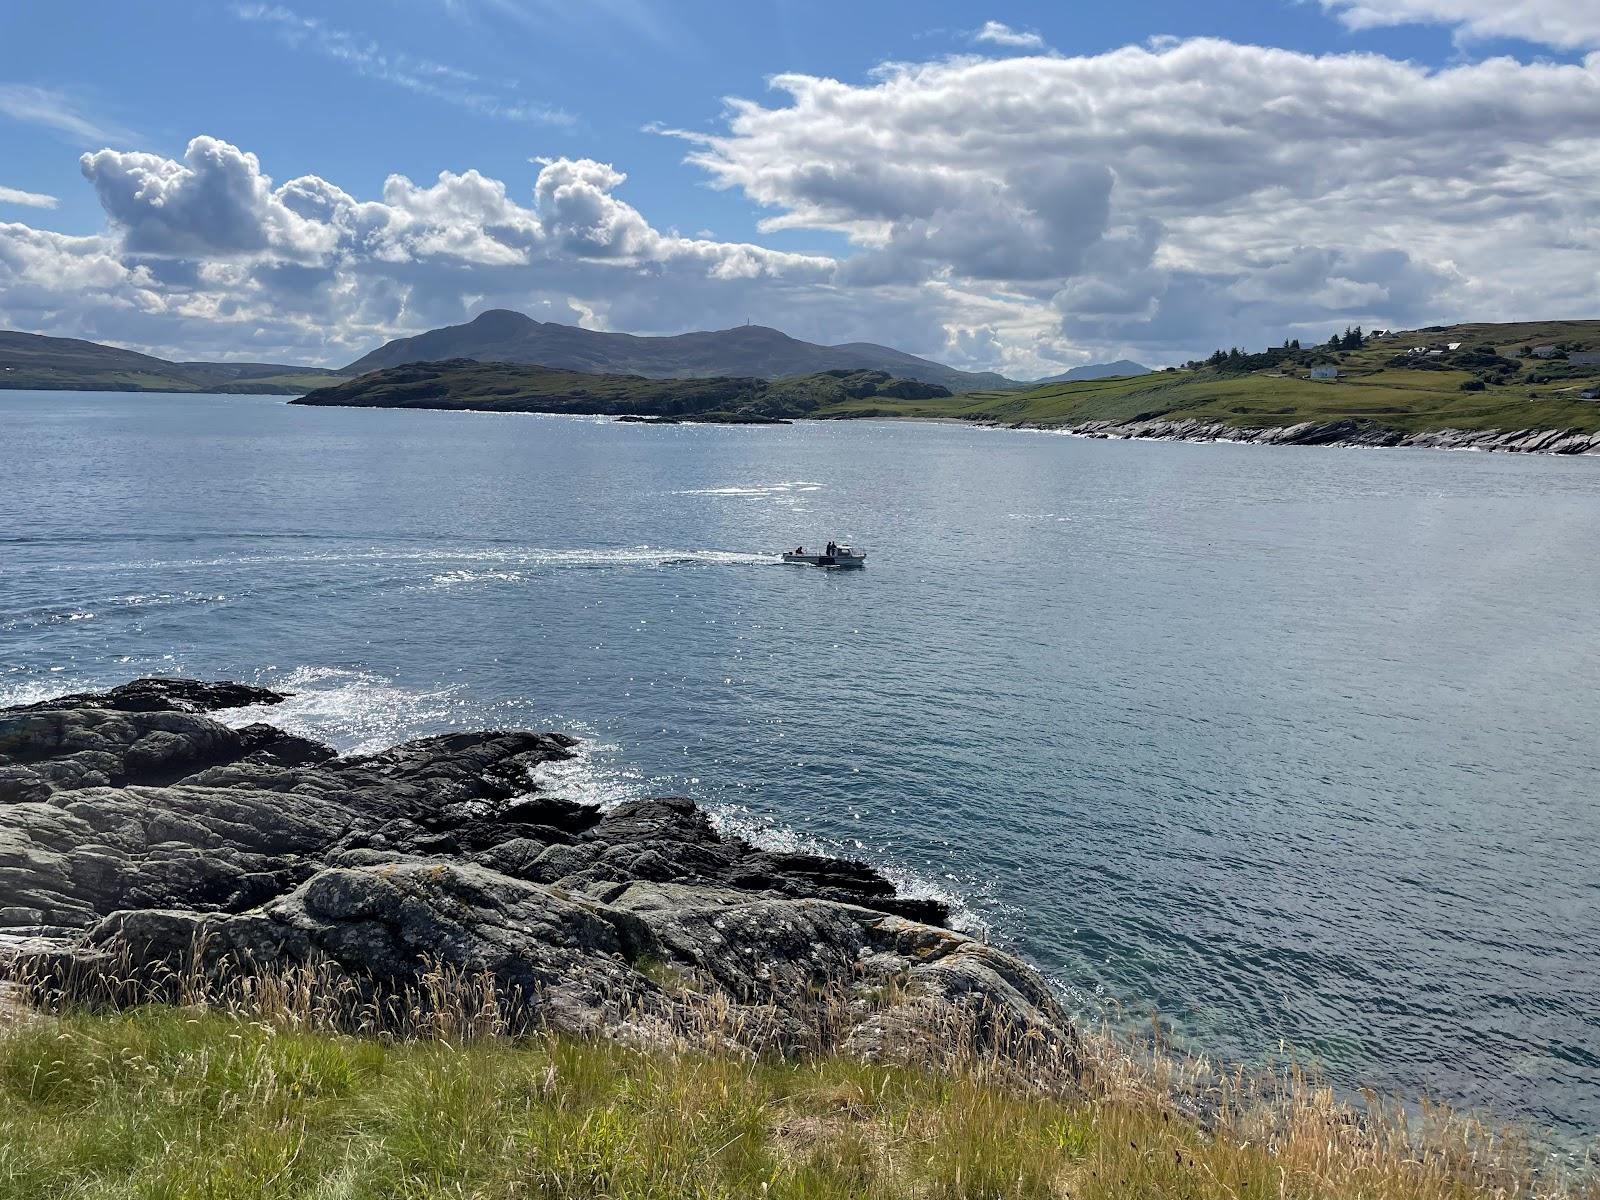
1532,345,1560,358
1569,351,1600,366
1310,366,1339,381
1581,389,1600,401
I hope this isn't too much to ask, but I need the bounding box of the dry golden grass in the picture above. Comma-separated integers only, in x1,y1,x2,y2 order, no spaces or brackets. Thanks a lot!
0,949,1593,1199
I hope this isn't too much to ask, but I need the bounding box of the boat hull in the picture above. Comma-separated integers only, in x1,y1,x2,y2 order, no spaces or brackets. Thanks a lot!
782,552,865,569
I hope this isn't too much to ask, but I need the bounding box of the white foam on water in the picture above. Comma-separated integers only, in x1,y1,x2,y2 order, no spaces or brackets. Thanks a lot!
706,803,988,940
207,669,657,815
403,548,778,591
67,545,781,577
674,480,824,498
0,674,89,710
423,568,526,589
212,666,471,755
527,736,652,810
1,591,229,631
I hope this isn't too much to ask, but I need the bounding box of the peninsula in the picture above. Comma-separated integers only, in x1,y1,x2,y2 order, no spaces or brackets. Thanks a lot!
290,359,951,421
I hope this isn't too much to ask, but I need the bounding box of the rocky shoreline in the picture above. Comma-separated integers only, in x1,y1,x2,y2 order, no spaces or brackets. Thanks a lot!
1018,416,1600,455
0,678,1072,1059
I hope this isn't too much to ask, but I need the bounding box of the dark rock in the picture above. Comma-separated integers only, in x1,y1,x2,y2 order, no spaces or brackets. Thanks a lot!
7,677,287,716
1052,416,1600,456
0,679,1072,1061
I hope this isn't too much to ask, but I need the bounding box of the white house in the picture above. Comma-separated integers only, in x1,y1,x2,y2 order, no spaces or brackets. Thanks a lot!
1310,366,1339,381
1532,345,1560,358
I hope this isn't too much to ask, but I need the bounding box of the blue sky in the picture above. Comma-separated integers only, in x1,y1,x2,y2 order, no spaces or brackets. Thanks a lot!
2,0,1596,374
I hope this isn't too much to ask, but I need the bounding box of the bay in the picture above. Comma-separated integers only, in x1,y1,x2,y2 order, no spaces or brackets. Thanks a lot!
2,390,1597,1137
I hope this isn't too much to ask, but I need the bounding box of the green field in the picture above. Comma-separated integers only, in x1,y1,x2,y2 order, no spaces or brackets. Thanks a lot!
819,320,1600,436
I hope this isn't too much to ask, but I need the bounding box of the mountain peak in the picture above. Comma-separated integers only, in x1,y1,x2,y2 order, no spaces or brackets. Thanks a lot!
345,310,1015,392
465,309,541,334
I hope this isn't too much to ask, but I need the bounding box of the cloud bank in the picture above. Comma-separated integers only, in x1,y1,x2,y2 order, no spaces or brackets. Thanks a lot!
2,38,1597,374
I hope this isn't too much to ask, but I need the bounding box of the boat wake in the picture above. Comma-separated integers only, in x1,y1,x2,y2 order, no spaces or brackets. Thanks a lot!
673,480,824,498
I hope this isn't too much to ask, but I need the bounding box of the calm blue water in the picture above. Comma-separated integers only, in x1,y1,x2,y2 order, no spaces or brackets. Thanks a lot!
3,391,1598,1138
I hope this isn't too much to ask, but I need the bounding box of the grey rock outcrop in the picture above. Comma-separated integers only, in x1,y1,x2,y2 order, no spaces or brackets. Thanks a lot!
1038,416,1600,454
1,679,1074,1064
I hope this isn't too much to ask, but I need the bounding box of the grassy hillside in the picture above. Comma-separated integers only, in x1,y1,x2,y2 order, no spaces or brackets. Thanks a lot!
1,1001,1583,1200
293,359,951,420
0,331,346,394
819,321,1600,435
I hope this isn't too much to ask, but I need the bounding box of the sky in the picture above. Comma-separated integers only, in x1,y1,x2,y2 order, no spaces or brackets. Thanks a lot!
1,1,1596,377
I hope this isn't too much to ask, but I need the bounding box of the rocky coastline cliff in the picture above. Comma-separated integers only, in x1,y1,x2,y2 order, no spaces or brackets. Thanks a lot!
0,679,1072,1061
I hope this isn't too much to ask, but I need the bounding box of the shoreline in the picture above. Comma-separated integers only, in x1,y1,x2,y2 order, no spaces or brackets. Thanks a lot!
4,677,1595,1193
0,676,1066,1057
9,386,1600,454
1004,415,1600,455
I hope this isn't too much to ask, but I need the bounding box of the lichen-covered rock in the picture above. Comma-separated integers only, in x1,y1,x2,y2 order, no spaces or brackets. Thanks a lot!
1,679,1074,1065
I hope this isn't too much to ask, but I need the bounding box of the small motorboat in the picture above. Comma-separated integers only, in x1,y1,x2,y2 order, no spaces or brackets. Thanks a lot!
782,542,866,569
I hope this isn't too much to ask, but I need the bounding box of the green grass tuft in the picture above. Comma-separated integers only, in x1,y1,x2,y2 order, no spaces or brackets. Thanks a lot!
0,1002,1593,1200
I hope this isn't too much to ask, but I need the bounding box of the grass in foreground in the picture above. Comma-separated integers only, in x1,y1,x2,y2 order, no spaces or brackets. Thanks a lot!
0,997,1592,1200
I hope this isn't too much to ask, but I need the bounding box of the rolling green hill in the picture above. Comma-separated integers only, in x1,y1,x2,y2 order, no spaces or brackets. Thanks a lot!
816,320,1600,437
0,330,346,394
291,358,951,421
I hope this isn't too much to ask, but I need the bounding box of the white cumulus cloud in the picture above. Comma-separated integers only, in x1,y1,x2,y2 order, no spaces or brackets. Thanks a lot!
1319,0,1600,50
2,37,1598,375
4,134,840,366
679,38,1600,365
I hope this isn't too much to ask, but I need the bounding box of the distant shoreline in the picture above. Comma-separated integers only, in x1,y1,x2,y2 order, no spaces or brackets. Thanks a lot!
1004,415,1600,456
9,385,1600,454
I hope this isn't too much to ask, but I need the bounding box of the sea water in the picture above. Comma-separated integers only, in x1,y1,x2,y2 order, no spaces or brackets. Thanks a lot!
2,390,1597,1138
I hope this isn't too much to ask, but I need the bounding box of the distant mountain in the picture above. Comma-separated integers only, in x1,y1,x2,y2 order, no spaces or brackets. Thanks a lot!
0,330,345,394
345,309,1015,393
1028,360,1151,384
